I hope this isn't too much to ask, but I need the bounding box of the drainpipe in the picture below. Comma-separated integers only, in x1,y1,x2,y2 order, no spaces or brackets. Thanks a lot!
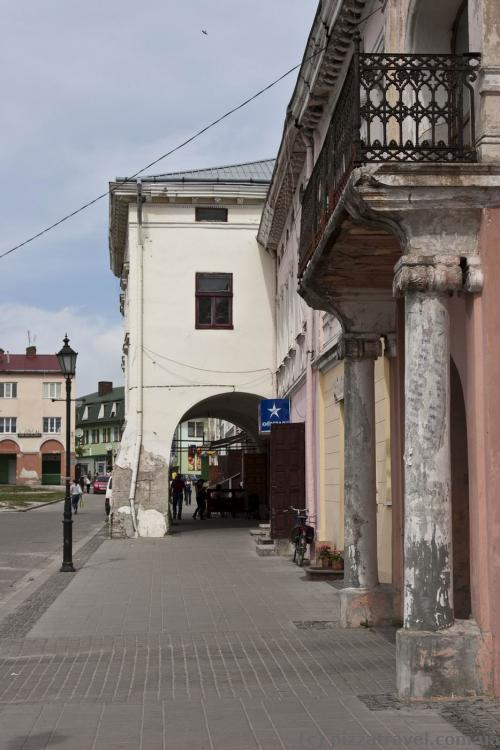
128,180,144,537
306,307,315,520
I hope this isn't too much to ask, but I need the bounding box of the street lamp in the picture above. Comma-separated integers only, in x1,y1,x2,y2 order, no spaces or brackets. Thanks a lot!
56,334,78,572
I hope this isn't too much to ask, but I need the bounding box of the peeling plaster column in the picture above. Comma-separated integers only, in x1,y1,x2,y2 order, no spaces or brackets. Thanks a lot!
342,334,382,590
394,256,465,632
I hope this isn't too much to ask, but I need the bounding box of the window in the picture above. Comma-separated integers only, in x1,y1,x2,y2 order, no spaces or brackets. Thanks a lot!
43,382,61,400
103,427,112,443
83,430,89,445
113,426,120,442
82,406,89,420
187,421,204,438
91,429,99,444
0,382,17,399
195,273,233,329
43,417,61,433
0,417,16,433
195,207,228,222
98,404,105,419
110,402,117,417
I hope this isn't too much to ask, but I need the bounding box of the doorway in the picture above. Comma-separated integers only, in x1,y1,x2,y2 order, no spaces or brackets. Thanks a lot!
450,357,471,619
0,454,16,484
42,453,61,485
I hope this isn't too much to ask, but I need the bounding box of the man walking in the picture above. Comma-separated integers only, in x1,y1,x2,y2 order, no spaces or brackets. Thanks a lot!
184,478,192,506
171,474,185,520
193,479,207,520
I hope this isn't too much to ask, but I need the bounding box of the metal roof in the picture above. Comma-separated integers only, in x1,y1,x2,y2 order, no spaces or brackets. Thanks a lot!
139,159,275,184
0,353,60,373
77,386,125,425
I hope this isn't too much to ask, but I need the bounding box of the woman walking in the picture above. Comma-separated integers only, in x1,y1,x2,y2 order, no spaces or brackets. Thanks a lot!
70,479,82,515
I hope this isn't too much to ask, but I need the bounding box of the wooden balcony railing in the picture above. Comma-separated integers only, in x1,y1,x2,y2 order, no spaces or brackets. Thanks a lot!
298,36,481,274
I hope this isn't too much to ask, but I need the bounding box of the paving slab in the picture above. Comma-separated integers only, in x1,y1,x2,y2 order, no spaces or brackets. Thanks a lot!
0,518,496,748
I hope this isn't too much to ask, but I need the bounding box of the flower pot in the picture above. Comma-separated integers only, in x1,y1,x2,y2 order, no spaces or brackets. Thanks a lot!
320,557,330,569
332,558,343,571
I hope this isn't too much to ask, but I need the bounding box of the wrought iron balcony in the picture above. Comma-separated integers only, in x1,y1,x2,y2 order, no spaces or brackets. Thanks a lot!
299,38,481,274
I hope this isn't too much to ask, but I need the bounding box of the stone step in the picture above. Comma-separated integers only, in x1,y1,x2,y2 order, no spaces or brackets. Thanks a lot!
256,544,277,557
258,523,270,529
249,529,264,537
258,537,274,545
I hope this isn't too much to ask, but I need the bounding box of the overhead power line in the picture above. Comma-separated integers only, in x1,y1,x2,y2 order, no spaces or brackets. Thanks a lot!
0,42,329,262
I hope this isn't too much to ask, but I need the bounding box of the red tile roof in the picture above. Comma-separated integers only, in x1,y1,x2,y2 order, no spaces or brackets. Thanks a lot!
0,354,61,373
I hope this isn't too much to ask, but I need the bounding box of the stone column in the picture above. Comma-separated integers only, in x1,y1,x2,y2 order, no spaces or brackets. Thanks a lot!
342,334,381,590
339,334,393,627
394,255,488,699
394,256,462,632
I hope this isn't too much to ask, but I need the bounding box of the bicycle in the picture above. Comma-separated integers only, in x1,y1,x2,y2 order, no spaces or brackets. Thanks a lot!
286,506,315,567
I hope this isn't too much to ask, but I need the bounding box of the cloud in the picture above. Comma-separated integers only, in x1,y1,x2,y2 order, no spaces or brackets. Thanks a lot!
0,304,123,397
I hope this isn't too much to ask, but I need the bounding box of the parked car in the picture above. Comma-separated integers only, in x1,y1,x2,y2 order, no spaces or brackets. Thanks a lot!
93,475,108,494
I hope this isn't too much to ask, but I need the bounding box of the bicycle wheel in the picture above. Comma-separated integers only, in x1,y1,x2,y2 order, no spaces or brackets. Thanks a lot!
293,540,298,563
297,536,307,567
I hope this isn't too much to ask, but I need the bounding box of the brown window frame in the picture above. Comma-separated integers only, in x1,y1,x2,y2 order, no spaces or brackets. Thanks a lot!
195,272,233,330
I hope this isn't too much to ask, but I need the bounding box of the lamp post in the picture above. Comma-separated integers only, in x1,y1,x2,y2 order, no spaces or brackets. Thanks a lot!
56,335,78,572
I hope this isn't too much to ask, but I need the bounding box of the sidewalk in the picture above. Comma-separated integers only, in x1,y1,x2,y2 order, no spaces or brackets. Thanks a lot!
0,518,498,749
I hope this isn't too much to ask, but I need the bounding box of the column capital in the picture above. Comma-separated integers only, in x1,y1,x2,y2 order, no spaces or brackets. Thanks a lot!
339,334,382,360
393,255,463,297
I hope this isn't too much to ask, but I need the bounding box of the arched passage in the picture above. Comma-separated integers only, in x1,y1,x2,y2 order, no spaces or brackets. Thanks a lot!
407,0,469,53
0,439,20,484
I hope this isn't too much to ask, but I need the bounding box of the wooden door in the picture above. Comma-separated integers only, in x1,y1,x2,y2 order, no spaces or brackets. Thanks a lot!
270,423,305,539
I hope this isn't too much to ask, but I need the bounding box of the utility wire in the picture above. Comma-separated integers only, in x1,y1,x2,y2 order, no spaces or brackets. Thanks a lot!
143,345,272,375
0,42,330,262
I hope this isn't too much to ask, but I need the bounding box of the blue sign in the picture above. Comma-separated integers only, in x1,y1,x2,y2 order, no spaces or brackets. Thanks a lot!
259,399,291,434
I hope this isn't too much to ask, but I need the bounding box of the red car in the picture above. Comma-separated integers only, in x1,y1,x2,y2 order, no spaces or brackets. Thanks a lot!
93,475,109,494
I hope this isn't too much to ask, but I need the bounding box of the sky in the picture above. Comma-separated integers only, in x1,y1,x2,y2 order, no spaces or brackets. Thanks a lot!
0,0,317,395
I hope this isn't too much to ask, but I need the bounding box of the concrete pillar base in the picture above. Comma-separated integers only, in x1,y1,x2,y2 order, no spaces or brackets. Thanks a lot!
340,585,394,628
396,619,493,700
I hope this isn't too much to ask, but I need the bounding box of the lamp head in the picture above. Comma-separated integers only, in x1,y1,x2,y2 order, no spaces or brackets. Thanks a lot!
56,334,78,377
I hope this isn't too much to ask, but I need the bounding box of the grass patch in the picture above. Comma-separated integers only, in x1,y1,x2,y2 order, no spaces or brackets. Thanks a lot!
0,486,64,506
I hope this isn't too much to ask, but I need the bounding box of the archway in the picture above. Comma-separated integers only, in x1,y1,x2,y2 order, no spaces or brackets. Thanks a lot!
0,439,20,484
41,439,64,486
177,391,269,521
408,0,469,53
450,357,471,619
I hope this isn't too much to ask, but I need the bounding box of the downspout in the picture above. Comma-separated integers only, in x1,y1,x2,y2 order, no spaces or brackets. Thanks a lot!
128,180,144,537
306,307,315,519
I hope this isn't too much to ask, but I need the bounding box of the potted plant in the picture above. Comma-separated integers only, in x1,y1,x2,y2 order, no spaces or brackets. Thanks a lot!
330,546,344,571
317,544,332,568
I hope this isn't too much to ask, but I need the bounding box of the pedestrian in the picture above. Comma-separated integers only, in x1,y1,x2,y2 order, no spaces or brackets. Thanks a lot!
171,474,185,520
70,479,82,514
84,474,91,493
193,479,207,520
184,479,192,506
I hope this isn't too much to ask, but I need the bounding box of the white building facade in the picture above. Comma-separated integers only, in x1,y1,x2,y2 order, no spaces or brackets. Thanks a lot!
109,161,276,536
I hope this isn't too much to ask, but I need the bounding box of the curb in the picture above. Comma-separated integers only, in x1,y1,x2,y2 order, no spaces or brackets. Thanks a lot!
0,496,64,513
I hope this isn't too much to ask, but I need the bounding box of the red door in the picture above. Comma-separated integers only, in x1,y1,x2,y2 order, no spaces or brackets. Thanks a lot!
270,423,305,539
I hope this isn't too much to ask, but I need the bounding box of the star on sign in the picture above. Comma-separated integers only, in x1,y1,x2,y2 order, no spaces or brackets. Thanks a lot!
268,403,281,419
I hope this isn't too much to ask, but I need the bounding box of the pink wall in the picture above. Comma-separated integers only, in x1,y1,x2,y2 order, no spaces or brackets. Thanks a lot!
462,207,500,694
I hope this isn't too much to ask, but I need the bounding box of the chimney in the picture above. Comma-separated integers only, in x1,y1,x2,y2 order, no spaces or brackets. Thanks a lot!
26,346,37,357
98,381,113,396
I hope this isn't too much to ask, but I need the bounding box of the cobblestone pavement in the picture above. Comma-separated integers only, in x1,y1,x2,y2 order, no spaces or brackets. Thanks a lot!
0,520,497,749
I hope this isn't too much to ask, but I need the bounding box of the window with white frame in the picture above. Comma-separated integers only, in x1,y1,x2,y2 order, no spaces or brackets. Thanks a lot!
98,404,105,419
91,429,99,444
43,382,61,400
82,406,89,420
113,426,120,441
0,417,16,433
0,383,17,399
110,402,117,417
43,417,61,433
187,421,204,438
102,427,111,443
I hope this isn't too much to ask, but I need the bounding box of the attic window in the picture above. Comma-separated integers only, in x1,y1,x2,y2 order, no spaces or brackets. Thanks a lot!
195,207,228,222
82,406,89,420
98,404,105,419
110,402,117,417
